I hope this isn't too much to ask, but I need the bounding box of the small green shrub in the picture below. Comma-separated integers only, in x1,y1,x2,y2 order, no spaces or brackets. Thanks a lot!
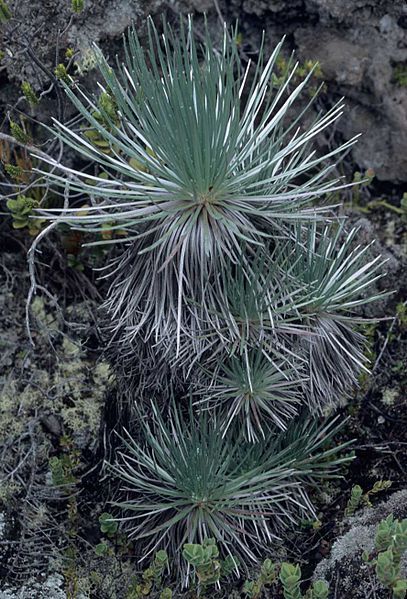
364,480,393,507
345,480,392,516
183,538,237,591
243,558,277,597
345,484,364,516
95,511,134,559
307,580,330,599
280,563,329,599
126,550,170,598
351,168,375,206
6,194,45,235
49,449,79,487
393,64,407,87
363,514,407,599
0,0,11,23
21,81,40,106
71,0,84,13
83,93,120,156
4,163,24,180
280,563,302,599
9,119,31,144
54,63,72,85
99,512,118,536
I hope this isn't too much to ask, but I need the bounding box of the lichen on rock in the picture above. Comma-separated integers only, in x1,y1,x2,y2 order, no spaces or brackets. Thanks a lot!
314,490,407,598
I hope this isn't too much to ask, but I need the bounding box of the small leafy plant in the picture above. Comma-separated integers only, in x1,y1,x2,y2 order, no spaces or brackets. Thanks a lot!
183,538,237,592
243,558,277,597
0,0,11,23
54,63,72,85
280,563,329,599
345,484,364,517
127,550,171,598
21,81,40,106
99,512,118,536
392,64,407,87
363,515,407,599
71,0,84,13
243,559,328,599
6,194,46,235
345,480,392,516
49,439,80,487
9,119,31,144
95,511,134,558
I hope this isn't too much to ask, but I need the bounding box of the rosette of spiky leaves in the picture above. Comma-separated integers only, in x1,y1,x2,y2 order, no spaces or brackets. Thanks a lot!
111,244,307,390
36,17,358,363
196,348,303,442
200,242,312,353
233,413,354,518
109,402,352,569
191,219,388,437
282,222,387,409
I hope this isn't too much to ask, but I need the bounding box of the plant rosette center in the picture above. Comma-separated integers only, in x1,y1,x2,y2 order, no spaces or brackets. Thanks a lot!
196,189,219,207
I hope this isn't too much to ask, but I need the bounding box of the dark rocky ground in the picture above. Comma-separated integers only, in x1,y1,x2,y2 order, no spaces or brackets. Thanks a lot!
1,0,406,181
0,0,406,597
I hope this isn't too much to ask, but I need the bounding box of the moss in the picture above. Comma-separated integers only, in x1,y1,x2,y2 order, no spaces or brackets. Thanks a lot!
0,383,25,440
75,47,99,76
381,388,398,407
393,63,407,87
1,299,113,449
60,400,102,440
31,296,59,331
0,378,48,440
1,573,67,598
0,481,22,505
55,338,113,443
0,252,115,587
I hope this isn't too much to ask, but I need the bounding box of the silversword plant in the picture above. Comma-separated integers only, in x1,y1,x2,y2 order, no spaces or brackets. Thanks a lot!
37,18,383,399
35,16,387,568
109,402,352,569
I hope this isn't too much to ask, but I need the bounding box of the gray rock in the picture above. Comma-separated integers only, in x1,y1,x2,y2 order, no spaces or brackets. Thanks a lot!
306,0,406,25
225,0,407,182
1,0,159,88
0,573,67,598
294,12,407,182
